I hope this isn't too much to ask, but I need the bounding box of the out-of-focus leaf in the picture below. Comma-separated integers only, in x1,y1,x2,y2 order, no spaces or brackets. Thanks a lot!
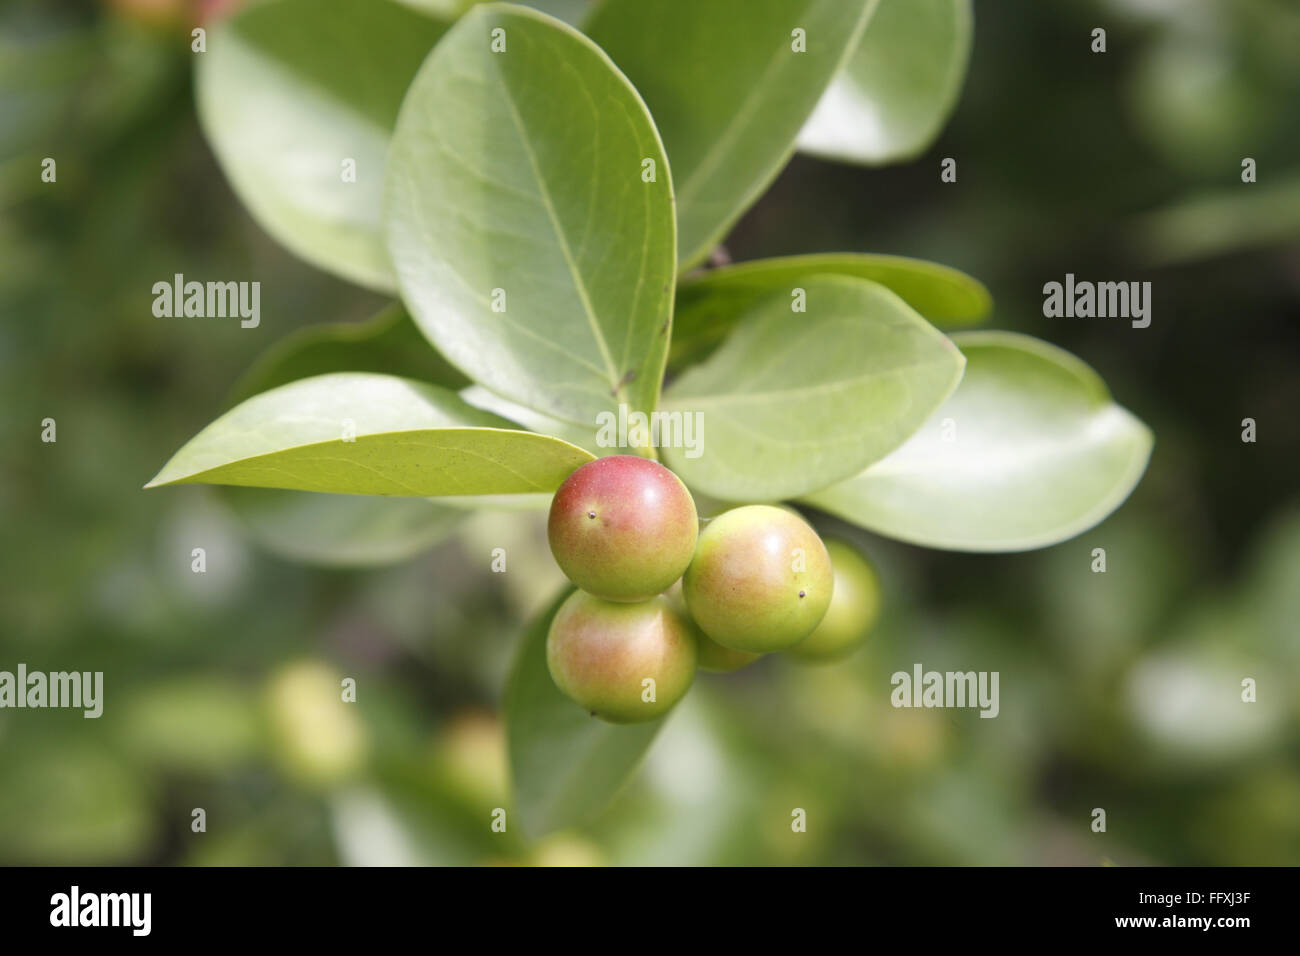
120,677,261,773
803,332,1153,551
663,276,964,501
1242,505,1300,667
1126,639,1287,763
586,0,877,267
1133,173,1300,266
331,787,487,866
0,743,152,863
384,4,675,426
220,487,465,567
197,0,448,290
505,591,663,837
797,0,973,165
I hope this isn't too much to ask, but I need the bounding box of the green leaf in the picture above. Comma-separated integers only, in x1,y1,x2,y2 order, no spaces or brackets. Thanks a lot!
0,742,150,864
797,0,973,165
506,590,663,836
227,304,469,408
672,252,991,367
662,276,964,502
196,0,448,291
1132,172,1300,266
460,385,603,454
404,0,590,21
519,0,590,24
384,3,675,427
803,332,1154,552
219,487,465,567
120,678,261,773
221,307,471,565
146,373,594,495
586,0,878,268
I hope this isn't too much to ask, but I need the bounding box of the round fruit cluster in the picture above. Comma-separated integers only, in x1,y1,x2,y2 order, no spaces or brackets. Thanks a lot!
546,456,881,724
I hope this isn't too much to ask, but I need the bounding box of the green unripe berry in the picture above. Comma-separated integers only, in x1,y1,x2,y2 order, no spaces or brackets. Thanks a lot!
548,455,698,602
666,580,761,673
787,539,881,662
694,630,764,672
546,591,697,724
682,505,833,653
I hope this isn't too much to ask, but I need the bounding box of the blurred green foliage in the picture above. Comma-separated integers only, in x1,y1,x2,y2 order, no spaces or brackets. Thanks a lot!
1,0,1296,865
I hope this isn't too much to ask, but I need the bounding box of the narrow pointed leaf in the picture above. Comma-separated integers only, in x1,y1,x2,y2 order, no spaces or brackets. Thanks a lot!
384,4,675,427
221,306,471,564
672,252,991,367
663,276,965,502
798,0,973,165
506,590,663,837
586,0,878,268
146,373,594,495
803,332,1154,551
197,0,448,290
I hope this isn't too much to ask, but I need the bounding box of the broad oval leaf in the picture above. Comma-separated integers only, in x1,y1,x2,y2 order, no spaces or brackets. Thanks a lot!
219,487,465,567
197,0,448,290
146,373,594,495
803,332,1154,552
227,304,468,408
506,590,664,837
672,252,991,367
384,4,675,427
662,276,965,502
797,0,973,165
586,0,877,268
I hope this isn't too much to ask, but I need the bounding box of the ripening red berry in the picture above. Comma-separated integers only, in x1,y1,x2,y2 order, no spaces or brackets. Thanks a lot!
548,455,698,602
547,591,697,723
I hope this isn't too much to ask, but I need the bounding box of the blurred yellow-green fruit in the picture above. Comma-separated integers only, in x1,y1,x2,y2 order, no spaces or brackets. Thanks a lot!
787,539,880,662
433,711,508,807
530,833,605,867
264,660,367,787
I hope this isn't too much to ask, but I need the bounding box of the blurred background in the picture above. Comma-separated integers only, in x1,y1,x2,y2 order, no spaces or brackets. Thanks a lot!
1,0,1296,865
